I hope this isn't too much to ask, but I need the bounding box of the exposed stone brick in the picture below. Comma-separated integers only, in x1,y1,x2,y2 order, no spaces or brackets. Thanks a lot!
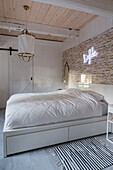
62,27,113,85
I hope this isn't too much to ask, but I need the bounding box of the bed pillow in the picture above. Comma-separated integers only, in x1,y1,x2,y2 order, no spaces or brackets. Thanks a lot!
83,90,104,101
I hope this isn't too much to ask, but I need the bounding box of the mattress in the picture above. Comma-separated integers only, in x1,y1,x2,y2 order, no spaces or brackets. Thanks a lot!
4,88,108,130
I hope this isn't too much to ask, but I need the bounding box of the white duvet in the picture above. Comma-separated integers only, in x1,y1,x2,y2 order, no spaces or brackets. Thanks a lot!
4,89,104,130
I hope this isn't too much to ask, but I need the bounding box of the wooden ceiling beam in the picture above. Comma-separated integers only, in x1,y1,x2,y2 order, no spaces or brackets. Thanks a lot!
0,17,79,38
32,0,113,17
0,28,65,42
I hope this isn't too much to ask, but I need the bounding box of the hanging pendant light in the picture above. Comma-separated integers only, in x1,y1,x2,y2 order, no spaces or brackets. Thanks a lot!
18,5,35,62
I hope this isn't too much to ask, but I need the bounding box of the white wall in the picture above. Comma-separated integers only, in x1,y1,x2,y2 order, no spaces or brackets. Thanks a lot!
69,82,113,104
0,36,63,108
79,16,113,44
62,16,113,51
34,40,63,92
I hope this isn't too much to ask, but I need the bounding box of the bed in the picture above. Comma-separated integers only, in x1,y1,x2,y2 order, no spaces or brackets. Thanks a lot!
3,88,109,157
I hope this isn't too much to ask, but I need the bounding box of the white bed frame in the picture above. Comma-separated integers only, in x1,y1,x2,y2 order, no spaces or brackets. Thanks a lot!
3,115,110,158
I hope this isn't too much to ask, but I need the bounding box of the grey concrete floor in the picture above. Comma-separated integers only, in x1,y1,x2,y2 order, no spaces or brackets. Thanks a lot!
0,109,113,170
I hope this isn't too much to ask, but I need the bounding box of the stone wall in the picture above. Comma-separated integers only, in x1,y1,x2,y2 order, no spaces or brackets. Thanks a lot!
62,27,113,85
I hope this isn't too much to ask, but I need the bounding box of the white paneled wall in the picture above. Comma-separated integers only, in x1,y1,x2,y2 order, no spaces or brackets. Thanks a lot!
0,39,13,108
9,51,33,96
0,50,9,108
0,36,63,108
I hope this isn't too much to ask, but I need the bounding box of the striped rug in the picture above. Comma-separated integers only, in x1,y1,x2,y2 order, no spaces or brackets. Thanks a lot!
53,138,113,170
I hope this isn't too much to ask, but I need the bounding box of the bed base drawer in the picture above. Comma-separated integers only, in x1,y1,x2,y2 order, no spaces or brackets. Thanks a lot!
6,127,68,156
69,120,107,141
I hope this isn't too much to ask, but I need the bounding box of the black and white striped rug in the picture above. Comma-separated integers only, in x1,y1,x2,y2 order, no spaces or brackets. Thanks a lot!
52,138,113,170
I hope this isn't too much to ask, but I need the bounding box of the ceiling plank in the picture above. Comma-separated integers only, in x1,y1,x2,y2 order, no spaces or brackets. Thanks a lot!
78,15,97,29
16,0,32,21
70,12,94,29
42,5,59,25
0,0,5,17
55,8,74,27
35,3,51,23
49,7,66,25
73,14,96,29
3,0,16,19
28,1,42,22
16,0,26,21
32,0,113,17
62,10,81,28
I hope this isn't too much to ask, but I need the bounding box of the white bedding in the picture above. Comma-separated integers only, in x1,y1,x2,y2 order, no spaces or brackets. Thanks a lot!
4,89,105,130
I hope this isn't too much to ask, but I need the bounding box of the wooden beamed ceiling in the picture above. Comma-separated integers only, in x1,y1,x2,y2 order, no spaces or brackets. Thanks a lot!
0,0,97,41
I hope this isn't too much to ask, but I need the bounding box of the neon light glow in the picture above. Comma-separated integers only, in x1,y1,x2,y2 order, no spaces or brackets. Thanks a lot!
83,46,98,64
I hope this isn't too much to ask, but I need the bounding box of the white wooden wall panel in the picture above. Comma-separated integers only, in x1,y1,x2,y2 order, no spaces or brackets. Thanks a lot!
9,51,33,96
0,50,9,108
0,39,12,108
